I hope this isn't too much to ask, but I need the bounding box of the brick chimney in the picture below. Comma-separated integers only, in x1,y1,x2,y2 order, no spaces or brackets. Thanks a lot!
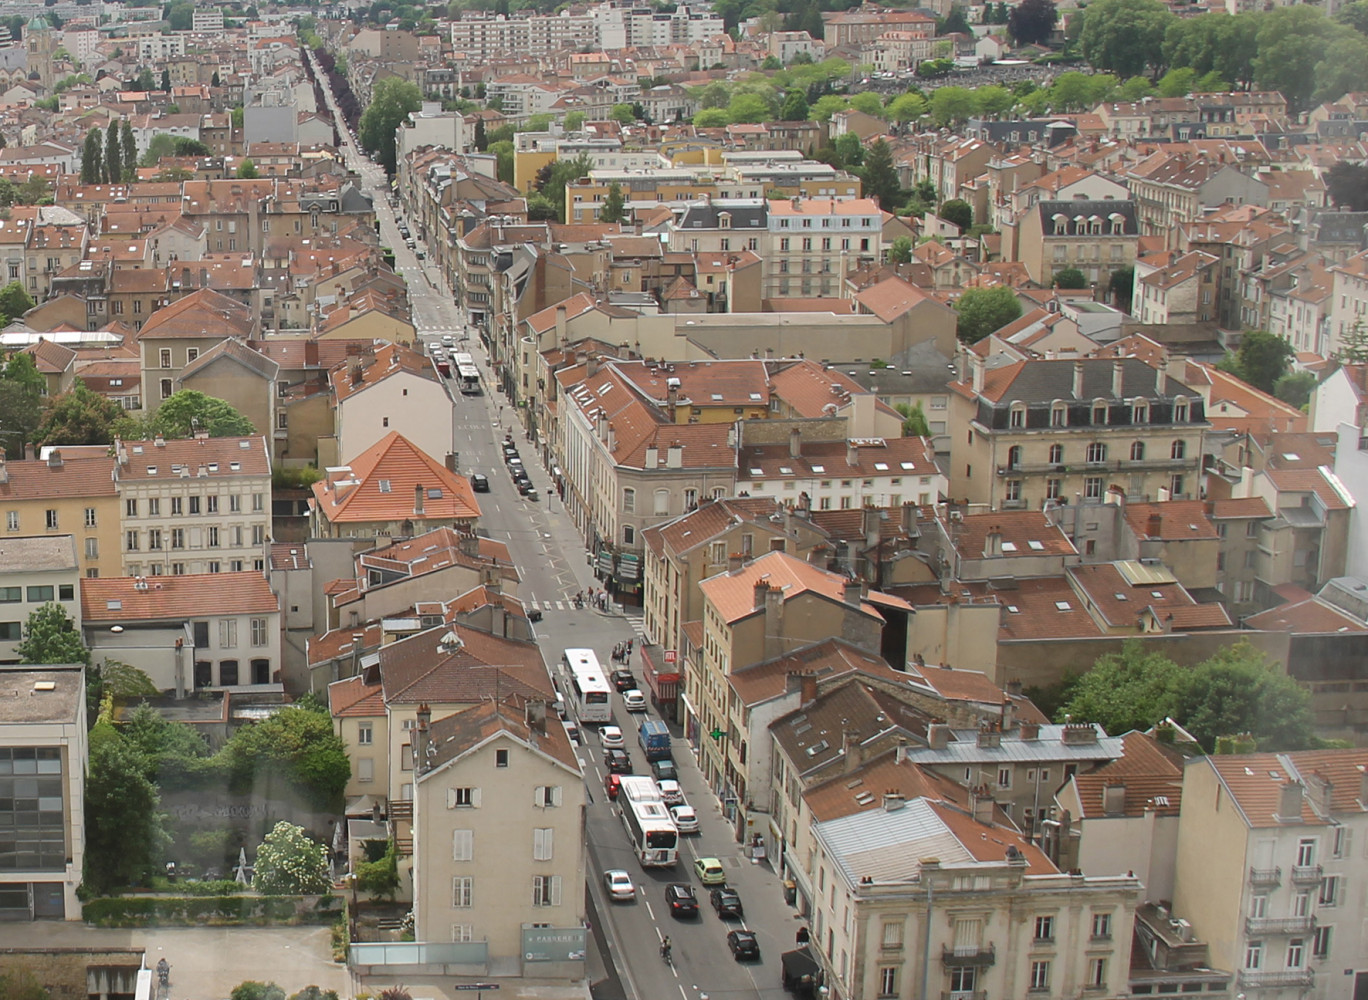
789,426,802,458
983,526,1002,558
1072,359,1085,399
414,484,425,515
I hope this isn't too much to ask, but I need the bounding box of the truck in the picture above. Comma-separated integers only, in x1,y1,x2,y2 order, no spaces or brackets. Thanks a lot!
638,719,671,762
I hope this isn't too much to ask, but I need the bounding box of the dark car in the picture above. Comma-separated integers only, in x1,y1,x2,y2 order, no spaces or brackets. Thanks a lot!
517,479,537,496
469,473,490,492
711,887,743,919
603,748,632,774
651,758,678,782
612,669,635,691
665,883,699,917
727,929,760,961
502,442,519,457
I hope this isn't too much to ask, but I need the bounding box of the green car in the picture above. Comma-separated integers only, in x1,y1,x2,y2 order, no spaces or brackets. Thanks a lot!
694,857,726,886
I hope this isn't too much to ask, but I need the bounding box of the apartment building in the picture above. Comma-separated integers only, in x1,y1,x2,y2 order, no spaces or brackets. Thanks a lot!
736,434,945,512
0,535,80,664
411,700,585,977
137,288,256,409
331,343,450,466
0,450,121,579
448,11,597,60
1132,251,1220,326
948,357,1208,509
0,667,87,920
114,434,271,577
1015,200,1140,286
764,197,882,298
1173,750,1368,1000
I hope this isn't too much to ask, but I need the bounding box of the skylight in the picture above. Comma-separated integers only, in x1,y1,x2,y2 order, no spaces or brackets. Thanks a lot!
711,394,724,402
1001,541,1017,552
378,480,392,493
749,468,764,476
1055,601,1072,611
810,464,825,473
1007,605,1020,613
900,462,915,470
779,467,794,475
874,462,889,471
1027,540,1044,551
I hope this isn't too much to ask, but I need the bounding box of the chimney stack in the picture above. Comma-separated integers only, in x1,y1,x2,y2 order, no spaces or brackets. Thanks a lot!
842,730,863,773
842,579,863,606
800,671,817,704
728,552,744,572
1112,359,1124,398
1103,782,1127,816
753,579,769,608
1156,364,1167,396
927,722,951,750
1278,780,1305,822
1072,359,1085,399
971,785,996,825
789,426,802,458
1146,512,1162,537
414,484,425,515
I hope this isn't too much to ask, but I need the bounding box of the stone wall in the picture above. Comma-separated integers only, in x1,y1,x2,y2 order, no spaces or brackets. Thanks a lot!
0,947,144,1000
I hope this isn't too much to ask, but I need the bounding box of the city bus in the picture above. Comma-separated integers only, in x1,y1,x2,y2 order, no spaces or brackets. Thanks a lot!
455,363,482,395
618,775,679,867
563,648,612,724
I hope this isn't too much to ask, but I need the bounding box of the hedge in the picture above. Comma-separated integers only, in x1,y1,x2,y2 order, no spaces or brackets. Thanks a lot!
84,893,342,927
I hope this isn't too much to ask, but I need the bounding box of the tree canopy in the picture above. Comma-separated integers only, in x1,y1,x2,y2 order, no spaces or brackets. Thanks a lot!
36,380,126,447
1009,0,1057,44
84,720,169,895
223,705,351,811
955,286,1023,343
16,603,88,666
1216,329,1295,395
251,821,331,895
358,77,422,175
120,390,256,439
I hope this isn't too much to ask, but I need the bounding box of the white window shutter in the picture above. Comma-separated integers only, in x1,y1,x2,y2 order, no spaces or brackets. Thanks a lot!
550,875,562,907
1343,827,1354,858
453,829,473,862
551,785,562,807
531,876,541,906
471,787,482,807
533,785,546,807
446,787,457,809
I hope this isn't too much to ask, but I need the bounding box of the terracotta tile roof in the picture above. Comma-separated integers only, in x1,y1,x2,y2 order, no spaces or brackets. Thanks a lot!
808,505,919,547
424,696,579,774
22,338,76,372
854,276,935,322
377,623,552,706
614,358,771,409
728,637,903,707
0,453,117,500
1205,754,1331,827
1264,467,1354,511
768,359,867,417
643,496,787,557
1185,361,1307,435
1209,497,1273,519
949,510,1078,558
1163,604,1235,629
1124,500,1218,540
993,576,1106,641
929,800,1057,869
1280,749,1368,815
135,287,254,340
804,752,973,823
1068,563,1204,629
699,549,902,625
114,435,270,480
327,673,386,718
178,337,279,383
311,432,481,525
910,662,1009,705
330,341,437,404
311,622,383,668
356,526,516,583
1244,597,1367,633
1261,432,1337,470
738,436,936,482
81,571,279,622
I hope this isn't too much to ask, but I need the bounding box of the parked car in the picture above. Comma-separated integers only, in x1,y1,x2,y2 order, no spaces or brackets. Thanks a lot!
694,857,726,886
605,772,622,800
469,473,490,492
600,725,624,749
603,748,632,773
658,779,684,806
727,930,760,961
664,883,699,917
652,758,678,782
711,887,743,919
611,669,635,691
523,487,540,502
441,334,454,346
604,869,635,901
562,720,580,745
415,250,426,260
670,804,699,833
622,689,647,712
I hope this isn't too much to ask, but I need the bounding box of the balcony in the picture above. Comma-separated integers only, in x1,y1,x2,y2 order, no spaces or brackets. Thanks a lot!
1290,864,1323,885
1248,866,1281,887
1238,969,1314,989
942,992,986,1000
942,945,995,966
1245,916,1315,935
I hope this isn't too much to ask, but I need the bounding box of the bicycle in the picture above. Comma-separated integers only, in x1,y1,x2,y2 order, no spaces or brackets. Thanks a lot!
660,940,673,966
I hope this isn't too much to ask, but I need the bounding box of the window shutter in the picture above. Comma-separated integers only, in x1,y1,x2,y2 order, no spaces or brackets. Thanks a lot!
533,786,543,807
471,787,482,807
1343,827,1354,858
531,876,541,906
551,785,562,807
550,875,562,907
447,788,457,809
453,829,473,862
533,827,554,861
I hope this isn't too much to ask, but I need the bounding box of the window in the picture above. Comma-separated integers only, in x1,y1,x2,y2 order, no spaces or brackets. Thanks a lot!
1174,397,1189,422
1133,400,1149,423
1088,958,1107,989
1249,895,1267,918
189,496,201,515
1092,402,1108,425
250,618,268,647
149,529,162,550
1244,941,1262,970
149,498,160,516
171,498,183,516
452,876,473,908
878,967,897,997
126,530,141,550
622,488,635,513
0,620,21,640
1007,445,1022,470
171,528,185,549
1009,403,1026,428
1030,960,1050,991
84,538,98,559
623,525,635,545
1034,915,1054,941
208,526,219,548
252,526,265,545
1286,939,1304,969
1085,476,1103,499
452,829,474,862
881,921,904,948
252,493,263,512
1091,912,1112,939
1170,474,1185,496
357,758,373,782
1297,838,1316,866
1048,443,1064,465
949,967,977,994
496,748,509,768
159,349,172,369
160,379,173,400
1333,825,1350,857
45,509,57,530
84,507,97,528
653,489,669,516
220,620,237,647
997,766,1012,788
1046,478,1061,499
357,724,373,745
1086,442,1107,463
229,495,240,513
1292,891,1310,917
1051,402,1066,427
5,512,16,532
534,785,562,807
1130,441,1145,461
1171,440,1186,460
59,584,73,601
532,827,554,860
1246,520,1259,538
1005,480,1022,502
0,587,16,603
1312,925,1332,958
532,874,562,907
447,787,480,808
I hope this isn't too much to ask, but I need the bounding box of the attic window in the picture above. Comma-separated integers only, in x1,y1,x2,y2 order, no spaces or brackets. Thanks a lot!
1055,601,1072,611
1000,541,1017,552
239,440,251,449
711,394,724,402
750,468,764,477
900,462,915,470
804,740,830,757
1007,605,1020,613
106,600,121,610
874,463,889,471
146,466,157,475
427,488,443,499
1027,540,1044,551
779,467,794,475
378,480,392,493
207,463,218,472
132,445,143,454
811,464,825,474
1153,795,1170,806
1115,593,1128,601
229,462,241,471
749,393,763,402
1283,453,1300,461
1151,591,1164,598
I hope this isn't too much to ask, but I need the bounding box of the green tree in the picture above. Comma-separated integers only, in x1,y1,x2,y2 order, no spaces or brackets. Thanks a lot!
726,92,772,123
693,108,729,128
1217,329,1295,394
171,138,209,158
251,821,331,895
885,91,928,122
121,702,210,782
1314,33,1368,104
223,706,350,811
120,119,136,182
144,390,255,438
1108,266,1135,307
939,4,972,35
1057,640,1188,736
894,401,930,436
16,603,89,665
929,86,977,127
780,88,809,121
1336,319,1368,363
355,839,400,899
1008,0,1057,44
0,350,43,457
288,989,339,1000
697,80,730,109
888,236,914,263
975,85,1015,118
489,140,514,185
1118,75,1156,100
1176,641,1315,752
955,285,1022,343
1253,6,1336,112
473,117,488,151
861,138,901,210
358,77,422,175
0,282,35,324
833,132,863,168
36,380,125,446
80,127,102,184
161,68,171,92
229,983,287,1000
104,119,121,185
848,91,883,117
1053,266,1088,289
167,1,193,30
84,721,168,894
809,94,848,121
237,158,259,179
608,103,636,124
140,133,176,168
939,199,972,231
563,111,585,131
1273,371,1316,410
1157,66,1197,97
1080,0,1174,78
599,182,626,224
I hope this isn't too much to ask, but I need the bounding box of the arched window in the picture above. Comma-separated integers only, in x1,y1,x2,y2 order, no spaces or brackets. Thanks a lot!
1092,400,1109,425
1130,441,1145,461
1173,395,1190,422
653,489,670,516
1007,445,1023,470
1053,213,1068,236
1051,401,1067,427
1010,402,1027,429
622,488,636,513
1132,399,1149,424
1086,442,1107,464
1049,443,1064,465
1171,440,1186,460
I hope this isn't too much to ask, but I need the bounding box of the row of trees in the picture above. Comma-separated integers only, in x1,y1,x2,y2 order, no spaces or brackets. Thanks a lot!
80,121,138,186
358,77,422,175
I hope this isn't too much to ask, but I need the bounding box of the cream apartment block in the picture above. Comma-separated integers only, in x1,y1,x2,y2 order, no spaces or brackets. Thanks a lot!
765,197,882,298
115,434,272,577
411,700,585,978
1173,750,1368,1000
0,535,80,663
331,342,452,466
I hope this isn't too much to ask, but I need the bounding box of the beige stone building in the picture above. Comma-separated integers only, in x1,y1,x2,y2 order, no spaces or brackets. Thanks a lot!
137,288,256,410
0,451,122,579
1013,200,1140,286
174,339,280,438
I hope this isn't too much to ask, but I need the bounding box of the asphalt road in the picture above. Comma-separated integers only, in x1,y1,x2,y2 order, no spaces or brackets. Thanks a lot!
312,60,806,999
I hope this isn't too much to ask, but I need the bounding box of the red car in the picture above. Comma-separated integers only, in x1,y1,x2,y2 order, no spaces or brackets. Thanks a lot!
605,773,622,800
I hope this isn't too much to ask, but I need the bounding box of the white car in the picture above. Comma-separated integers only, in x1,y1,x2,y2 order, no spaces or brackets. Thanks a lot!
600,725,624,749
671,804,699,834
604,869,635,901
441,334,455,346
623,689,647,712
658,779,684,806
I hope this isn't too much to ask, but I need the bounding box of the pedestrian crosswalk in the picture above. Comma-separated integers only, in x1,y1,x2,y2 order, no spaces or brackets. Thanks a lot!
624,614,647,638
522,601,648,638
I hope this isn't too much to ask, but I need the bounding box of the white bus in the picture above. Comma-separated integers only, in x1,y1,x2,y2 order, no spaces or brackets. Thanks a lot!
563,648,612,724
618,776,679,866
455,363,482,395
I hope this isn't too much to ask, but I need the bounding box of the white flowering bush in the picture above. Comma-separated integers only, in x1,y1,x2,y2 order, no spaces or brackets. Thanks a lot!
251,821,331,896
